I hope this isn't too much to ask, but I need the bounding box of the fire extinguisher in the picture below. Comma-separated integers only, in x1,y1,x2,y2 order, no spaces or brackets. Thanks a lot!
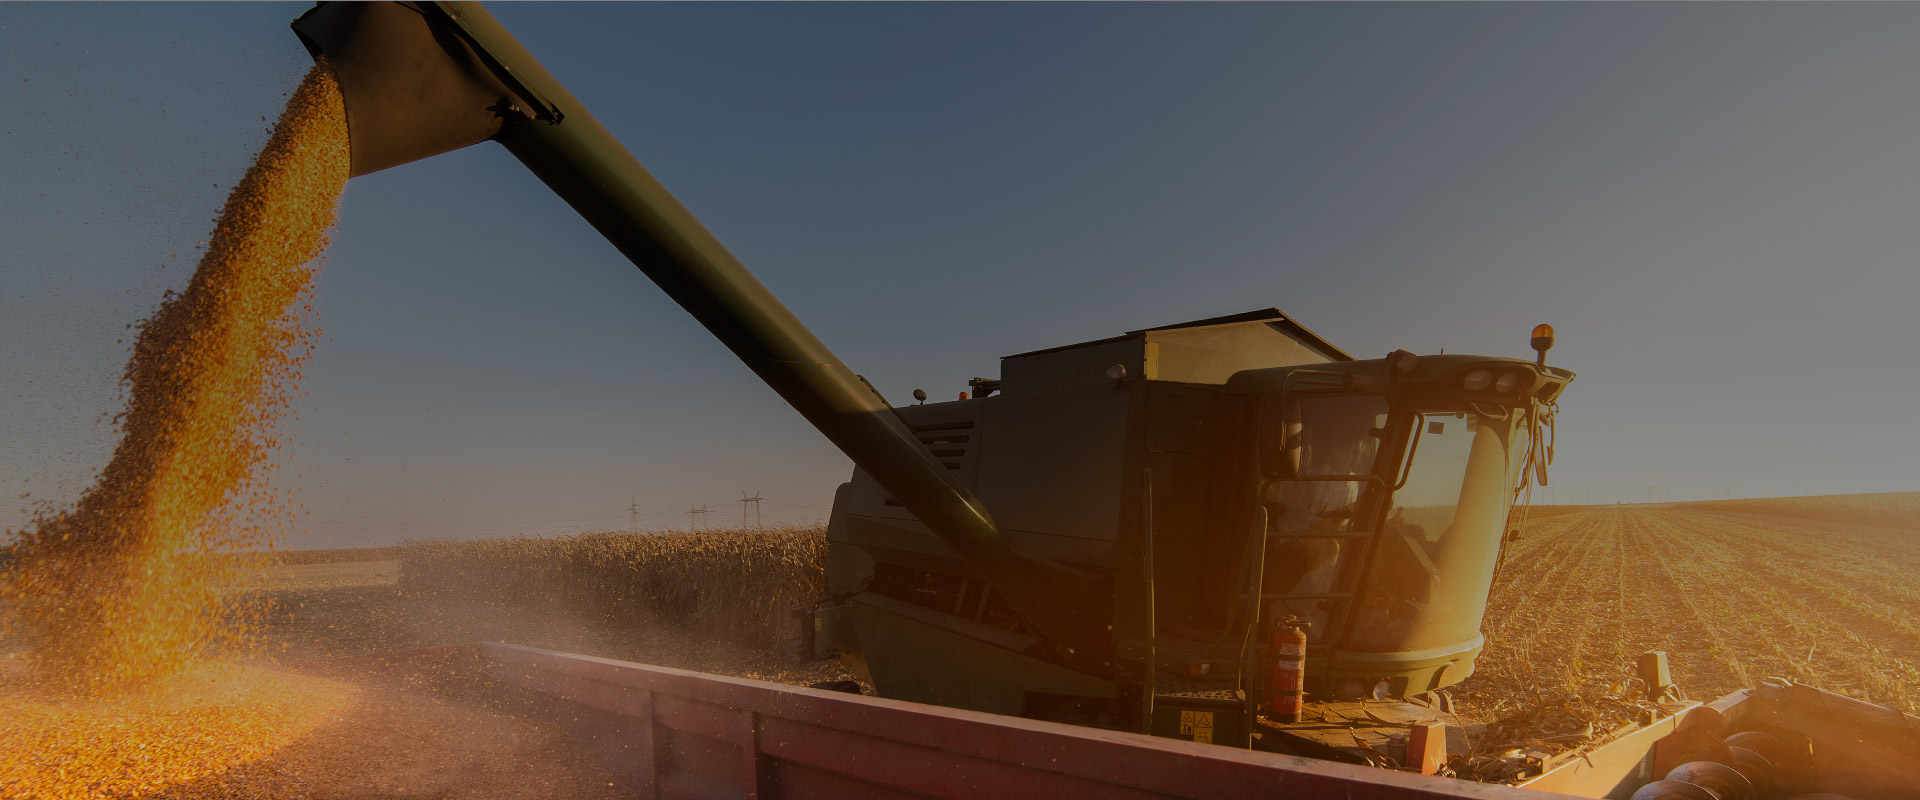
1268,617,1310,723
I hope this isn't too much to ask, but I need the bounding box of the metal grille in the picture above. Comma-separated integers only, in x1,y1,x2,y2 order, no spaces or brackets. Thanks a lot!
911,421,974,471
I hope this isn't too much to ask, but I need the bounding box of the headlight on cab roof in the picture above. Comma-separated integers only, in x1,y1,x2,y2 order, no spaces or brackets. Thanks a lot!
1494,372,1522,393
1462,369,1493,391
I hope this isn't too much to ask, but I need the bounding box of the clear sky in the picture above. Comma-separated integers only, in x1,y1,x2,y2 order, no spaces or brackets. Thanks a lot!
4,3,1916,548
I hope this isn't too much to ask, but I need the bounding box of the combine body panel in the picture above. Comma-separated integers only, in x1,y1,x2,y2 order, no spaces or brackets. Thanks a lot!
821,310,1349,715
821,308,1351,713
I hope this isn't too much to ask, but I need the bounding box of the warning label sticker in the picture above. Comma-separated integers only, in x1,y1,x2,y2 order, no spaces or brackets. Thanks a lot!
1179,710,1214,742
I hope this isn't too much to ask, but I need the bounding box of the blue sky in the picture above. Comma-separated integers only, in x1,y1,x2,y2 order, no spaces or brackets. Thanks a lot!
4,3,1916,547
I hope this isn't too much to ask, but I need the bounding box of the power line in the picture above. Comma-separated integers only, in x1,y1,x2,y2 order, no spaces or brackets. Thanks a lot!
740,491,763,528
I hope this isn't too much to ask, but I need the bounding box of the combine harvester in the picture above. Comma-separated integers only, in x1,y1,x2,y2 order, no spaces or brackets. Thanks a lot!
289,4,1917,798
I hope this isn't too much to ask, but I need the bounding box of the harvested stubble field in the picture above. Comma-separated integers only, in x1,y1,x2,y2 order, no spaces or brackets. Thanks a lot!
1458,492,1920,727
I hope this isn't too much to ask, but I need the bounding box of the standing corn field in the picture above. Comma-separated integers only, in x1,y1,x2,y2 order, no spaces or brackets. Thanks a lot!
397,526,827,652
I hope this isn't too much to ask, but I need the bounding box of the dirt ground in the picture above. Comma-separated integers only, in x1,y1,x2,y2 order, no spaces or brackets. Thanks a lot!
1458,501,1920,722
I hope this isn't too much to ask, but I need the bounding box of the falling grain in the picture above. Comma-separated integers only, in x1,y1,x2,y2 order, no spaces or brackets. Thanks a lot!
1,60,347,692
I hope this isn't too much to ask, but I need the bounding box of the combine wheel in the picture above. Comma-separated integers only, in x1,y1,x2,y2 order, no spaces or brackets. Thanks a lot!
1630,780,1721,800
1665,761,1758,800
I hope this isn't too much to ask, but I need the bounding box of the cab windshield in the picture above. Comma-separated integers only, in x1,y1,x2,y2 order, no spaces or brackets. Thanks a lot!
1344,409,1517,654
1257,396,1520,652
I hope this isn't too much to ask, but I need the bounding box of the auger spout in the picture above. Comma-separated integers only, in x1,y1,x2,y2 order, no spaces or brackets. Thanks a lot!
290,1,1111,671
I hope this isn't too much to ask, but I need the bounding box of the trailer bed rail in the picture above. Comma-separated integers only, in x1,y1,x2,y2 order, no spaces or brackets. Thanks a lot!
310,642,1555,799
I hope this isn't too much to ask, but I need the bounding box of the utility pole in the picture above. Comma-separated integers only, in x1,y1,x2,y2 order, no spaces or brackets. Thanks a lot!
630,496,639,532
689,504,710,531
740,491,764,528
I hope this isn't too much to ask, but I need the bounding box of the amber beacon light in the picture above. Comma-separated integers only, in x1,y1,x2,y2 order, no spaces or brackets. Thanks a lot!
1531,323,1555,367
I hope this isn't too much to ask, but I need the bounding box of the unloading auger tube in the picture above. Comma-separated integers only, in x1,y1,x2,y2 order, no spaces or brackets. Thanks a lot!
289,1,1111,671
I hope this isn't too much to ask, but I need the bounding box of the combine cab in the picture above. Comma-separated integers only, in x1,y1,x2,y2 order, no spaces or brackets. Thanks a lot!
288,3,1918,797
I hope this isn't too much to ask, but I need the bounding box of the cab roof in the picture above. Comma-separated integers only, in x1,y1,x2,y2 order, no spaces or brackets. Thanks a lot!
997,308,1352,394
1005,308,1351,362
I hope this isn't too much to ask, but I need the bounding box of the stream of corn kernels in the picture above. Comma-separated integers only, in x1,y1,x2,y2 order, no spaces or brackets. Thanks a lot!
1,62,352,798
